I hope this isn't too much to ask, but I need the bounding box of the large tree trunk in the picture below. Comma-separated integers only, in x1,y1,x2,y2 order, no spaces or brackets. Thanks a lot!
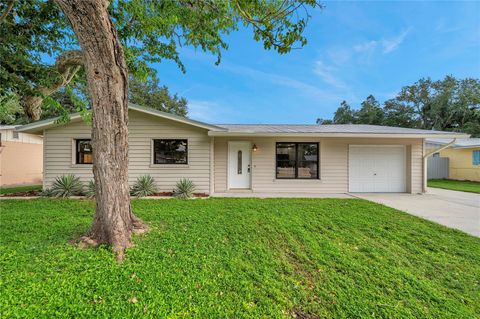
54,0,148,259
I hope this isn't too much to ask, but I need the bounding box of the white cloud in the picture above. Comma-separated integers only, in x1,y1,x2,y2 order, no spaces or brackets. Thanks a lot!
381,28,412,53
327,48,351,66
221,63,348,102
188,100,235,123
313,60,347,89
352,28,412,57
354,40,378,53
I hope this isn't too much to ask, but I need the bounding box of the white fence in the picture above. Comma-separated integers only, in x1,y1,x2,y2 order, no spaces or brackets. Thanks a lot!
427,157,449,179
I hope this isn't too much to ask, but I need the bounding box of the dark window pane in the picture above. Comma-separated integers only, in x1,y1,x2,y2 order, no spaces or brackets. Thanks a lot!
76,139,92,164
237,150,242,174
276,142,319,179
297,143,318,161
153,139,188,164
276,143,295,162
298,161,318,179
276,143,296,178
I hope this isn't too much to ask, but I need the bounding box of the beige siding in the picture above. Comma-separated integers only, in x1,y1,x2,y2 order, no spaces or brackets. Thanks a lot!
44,109,211,193
214,137,424,194
0,141,43,186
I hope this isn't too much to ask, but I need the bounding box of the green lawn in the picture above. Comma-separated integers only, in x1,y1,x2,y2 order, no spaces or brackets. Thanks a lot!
0,184,42,195
1,199,479,318
428,179,480,193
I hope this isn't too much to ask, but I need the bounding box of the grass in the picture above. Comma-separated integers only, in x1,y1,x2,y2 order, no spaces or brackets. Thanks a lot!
0,184,42,195
1,198,479,318
428,179,480,193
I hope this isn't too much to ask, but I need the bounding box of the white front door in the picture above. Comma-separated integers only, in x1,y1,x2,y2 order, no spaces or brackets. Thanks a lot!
228,141,251,189
349,145,406,192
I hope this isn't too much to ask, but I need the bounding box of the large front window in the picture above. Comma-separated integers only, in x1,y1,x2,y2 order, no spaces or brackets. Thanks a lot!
276,142,319,179
76,139,93,164
153,139,188,164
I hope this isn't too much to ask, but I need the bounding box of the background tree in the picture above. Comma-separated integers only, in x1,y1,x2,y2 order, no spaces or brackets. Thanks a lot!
129,77,187,116
356,95,383,125
320,76,480,137
382,99,417,128
9,0,321,259
333,100,356,124
0,93,24,125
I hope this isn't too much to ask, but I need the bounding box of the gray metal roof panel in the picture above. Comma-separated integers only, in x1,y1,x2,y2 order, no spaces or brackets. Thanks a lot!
216,124,467,135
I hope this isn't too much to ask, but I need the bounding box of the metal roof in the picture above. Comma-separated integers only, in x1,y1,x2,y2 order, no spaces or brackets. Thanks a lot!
426,138,480,148
214,124,469,136
16,104,469,139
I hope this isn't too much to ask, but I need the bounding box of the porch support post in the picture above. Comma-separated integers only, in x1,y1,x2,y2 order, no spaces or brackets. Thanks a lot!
209,136,215,195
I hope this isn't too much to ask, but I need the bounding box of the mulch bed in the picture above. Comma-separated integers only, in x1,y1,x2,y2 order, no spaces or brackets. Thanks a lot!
1,191,209,198
152,192,209,198
0,191,42,197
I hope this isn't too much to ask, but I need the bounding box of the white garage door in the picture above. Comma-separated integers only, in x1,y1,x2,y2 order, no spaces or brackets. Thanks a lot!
349,145,406,193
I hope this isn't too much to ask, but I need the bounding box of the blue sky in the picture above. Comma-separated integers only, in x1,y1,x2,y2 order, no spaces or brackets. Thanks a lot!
153,1,480,124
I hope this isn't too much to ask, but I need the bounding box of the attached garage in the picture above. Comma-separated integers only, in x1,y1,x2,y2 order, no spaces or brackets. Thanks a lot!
349,145,406,193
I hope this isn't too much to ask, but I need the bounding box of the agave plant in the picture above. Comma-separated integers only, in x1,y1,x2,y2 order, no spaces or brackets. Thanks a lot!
50,174,84,198
130,175,159,198
173,178,196,199
85,180,96,198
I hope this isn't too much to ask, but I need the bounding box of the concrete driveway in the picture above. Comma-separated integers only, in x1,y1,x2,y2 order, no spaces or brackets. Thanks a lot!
354,188,480,237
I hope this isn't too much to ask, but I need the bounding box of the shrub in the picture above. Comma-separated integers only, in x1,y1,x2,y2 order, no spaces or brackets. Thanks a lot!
50,174,84,198
173,178,196,199
85,180,96,198
130,175,159,198
39,188,53,197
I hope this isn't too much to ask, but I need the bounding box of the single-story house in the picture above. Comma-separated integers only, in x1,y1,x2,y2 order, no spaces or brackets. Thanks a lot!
0,125,43,187
426,138,480,181
17,104,468,195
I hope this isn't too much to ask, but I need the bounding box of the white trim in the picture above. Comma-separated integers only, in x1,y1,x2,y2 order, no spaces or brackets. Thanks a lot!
42,129,46,190
209,137,215,195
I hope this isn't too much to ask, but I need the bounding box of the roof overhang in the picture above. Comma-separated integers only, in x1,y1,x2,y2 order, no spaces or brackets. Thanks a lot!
17,103,227,135
207,131,470,139
451,145,480,149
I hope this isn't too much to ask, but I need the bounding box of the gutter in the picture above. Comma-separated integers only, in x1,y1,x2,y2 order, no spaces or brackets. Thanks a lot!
422,138,456,193
424,138,457,158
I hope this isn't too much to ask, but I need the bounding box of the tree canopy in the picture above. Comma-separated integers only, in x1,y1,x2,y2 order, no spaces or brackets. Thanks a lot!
17,0,321,257
319,76,480,137
1,0,320,122
129,77,187,116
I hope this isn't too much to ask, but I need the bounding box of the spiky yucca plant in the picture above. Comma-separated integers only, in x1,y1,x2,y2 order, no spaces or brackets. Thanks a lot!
173,178,196,199
50,174,84,198
130,175,159,198
85,180,96,198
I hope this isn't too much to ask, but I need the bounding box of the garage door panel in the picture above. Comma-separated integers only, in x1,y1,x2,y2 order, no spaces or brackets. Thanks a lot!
349,145,406,193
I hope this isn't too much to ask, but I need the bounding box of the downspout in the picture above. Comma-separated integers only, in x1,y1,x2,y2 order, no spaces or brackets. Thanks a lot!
422,138,456,193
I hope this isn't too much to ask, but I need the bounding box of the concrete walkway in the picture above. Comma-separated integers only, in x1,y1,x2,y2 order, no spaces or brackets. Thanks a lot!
355,188,480,237
212,192,353,198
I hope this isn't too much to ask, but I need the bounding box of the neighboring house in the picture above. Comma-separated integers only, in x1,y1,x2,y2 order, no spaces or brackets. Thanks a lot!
426,138,480,181
0,125,43,187
17,104,467,195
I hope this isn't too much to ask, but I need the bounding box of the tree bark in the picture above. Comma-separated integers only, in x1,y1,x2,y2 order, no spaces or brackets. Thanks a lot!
54,0,148,260
23,50,83,121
